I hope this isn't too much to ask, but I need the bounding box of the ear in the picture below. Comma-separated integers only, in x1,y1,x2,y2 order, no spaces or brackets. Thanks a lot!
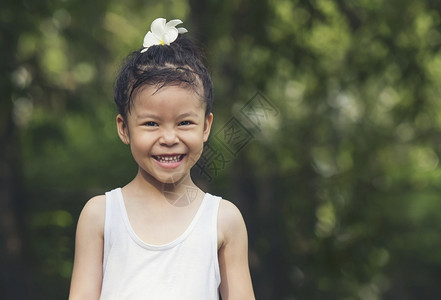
203,113,213,142
116,114,130,144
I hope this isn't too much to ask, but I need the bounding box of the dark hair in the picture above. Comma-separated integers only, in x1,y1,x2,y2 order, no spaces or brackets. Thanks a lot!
114,34,213,119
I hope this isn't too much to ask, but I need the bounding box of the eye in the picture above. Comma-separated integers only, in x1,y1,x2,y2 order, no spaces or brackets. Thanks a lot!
179,120,193,126
144,121,158,127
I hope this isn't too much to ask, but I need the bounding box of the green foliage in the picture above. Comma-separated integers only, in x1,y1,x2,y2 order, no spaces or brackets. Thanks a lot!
3,0,441,298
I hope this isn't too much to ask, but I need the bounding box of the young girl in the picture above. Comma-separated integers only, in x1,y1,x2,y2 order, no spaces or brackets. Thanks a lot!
69,18,255,299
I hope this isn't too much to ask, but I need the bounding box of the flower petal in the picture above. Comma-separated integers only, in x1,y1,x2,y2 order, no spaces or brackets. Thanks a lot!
143,31,160,48
166,19,183,28
150,18,167,37
167,19,187,36
162,28,178,45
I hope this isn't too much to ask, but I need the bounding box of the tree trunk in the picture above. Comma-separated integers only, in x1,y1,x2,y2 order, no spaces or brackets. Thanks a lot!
0,2,35,297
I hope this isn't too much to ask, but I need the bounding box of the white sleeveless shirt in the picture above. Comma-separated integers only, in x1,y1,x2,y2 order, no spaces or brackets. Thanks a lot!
100,188,221,300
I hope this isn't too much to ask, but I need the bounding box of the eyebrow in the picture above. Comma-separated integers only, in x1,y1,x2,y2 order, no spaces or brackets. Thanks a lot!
136,112,199,120
177,112,199,119
136,113,158,120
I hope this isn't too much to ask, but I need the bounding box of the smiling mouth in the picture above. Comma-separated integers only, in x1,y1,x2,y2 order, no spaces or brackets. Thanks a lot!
153,154,185,163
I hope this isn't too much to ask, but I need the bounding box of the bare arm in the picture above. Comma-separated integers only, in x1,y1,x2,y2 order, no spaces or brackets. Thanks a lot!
69,195,106,300
218,200,255,300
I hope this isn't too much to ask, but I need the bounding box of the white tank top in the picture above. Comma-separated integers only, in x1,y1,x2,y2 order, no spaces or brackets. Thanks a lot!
100,188,221,300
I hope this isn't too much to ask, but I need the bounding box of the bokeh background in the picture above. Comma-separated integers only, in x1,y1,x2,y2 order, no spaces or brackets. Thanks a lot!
2,0,441,299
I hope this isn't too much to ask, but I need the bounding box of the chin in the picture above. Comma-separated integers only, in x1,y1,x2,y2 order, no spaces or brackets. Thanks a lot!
157,172,190,186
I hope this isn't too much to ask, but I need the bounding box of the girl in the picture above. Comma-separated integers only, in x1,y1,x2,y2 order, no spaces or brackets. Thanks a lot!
69,18,255,299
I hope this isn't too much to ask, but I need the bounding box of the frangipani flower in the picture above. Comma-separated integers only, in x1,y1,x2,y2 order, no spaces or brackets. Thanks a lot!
140,18,188,53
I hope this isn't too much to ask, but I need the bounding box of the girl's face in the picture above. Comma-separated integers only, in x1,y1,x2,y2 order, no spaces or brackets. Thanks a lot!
117,85,213,185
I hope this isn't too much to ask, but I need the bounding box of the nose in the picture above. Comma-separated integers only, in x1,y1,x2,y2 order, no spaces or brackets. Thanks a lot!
159,128,179,146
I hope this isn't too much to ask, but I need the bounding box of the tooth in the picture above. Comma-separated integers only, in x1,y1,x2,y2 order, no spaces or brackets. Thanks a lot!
156,155,181,162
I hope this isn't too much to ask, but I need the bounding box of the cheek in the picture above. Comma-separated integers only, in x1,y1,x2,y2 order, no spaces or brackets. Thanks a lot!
130,136,153,155
184,132,205,162
181,128,204,142
187,149,204,168
189,131,205,148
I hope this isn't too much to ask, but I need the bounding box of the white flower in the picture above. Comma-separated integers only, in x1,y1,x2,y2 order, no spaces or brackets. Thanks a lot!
140,18,188,53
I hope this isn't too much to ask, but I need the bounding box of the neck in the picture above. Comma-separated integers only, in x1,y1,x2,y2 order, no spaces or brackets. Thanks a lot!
130,168,201,206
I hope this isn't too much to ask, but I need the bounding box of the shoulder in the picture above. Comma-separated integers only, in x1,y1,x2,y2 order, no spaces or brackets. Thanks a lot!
218,199,244,225
77,194,106,235
218,199,248,247
81,195,106,218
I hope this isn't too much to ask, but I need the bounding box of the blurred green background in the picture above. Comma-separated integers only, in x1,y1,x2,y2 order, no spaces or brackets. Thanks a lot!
2,0,441,299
